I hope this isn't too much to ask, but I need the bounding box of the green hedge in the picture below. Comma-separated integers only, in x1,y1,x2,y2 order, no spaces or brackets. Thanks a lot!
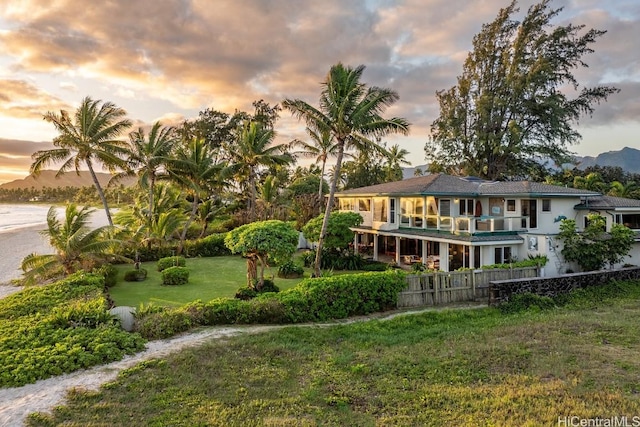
120,233,230,262
0,273,145,388
135,270,407,339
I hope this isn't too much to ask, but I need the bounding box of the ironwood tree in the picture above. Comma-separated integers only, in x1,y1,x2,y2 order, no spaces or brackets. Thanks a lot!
426,0,618,180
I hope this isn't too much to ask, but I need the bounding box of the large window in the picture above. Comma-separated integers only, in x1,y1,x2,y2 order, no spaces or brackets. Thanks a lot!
339,198,355,211
400,197,424,227
390,199,396,224
615,214,640,229
358,198,371,212
373,199,388,222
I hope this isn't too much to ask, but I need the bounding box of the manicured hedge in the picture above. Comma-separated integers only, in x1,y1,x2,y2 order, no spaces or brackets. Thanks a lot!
157,256,186,272
161,266,189,286
120,233,230,262
0,273,146,388
135,270,407,339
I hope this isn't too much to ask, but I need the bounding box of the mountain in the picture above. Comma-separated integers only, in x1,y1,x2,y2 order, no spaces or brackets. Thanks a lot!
0,170,135,190
575,147,640,174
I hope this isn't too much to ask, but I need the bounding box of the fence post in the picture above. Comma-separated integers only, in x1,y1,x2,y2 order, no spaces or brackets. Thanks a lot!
434,273,439,305
472,270,476,300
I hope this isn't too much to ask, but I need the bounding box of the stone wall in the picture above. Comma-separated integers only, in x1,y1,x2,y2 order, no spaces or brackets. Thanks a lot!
488,267,640,306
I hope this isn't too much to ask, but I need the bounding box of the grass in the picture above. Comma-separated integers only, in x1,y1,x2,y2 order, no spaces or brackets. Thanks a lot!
109,256,308,307
27,283,640,426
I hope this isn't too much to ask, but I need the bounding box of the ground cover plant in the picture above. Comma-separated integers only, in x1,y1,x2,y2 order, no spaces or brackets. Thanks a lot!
0,273,145,388
27,280,640,425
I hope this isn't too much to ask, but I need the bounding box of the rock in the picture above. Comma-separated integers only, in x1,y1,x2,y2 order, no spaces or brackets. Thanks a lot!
109,306,136,332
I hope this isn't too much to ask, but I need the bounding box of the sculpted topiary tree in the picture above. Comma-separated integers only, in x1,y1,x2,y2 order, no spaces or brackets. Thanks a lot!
224,220,298,289
302,211,364,251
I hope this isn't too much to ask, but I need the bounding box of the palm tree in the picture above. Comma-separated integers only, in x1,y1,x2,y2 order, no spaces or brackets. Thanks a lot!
31,97,132,226
573,172,606,193
167,138,225,254
608,181,640,199
289,126,345,210
228,121,293,221
21,205,119,284
283,63,410,276
385,143,411,181
121,122,177,231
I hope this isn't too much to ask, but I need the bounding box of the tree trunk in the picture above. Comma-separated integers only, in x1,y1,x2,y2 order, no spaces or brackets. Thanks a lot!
249,169,257,222
148,174,155,243
313,141,345,277
178,193,199,255
86,160,113,226
247,255,257,288
318,159,326,214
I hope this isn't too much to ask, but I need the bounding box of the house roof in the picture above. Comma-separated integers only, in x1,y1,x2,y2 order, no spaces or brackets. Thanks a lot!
574,195,640,210
335,173,600,198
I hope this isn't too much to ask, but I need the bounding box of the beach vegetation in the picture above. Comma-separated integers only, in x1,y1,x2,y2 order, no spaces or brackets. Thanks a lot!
20,204,123,285
31,96,132,226
0,272,145,388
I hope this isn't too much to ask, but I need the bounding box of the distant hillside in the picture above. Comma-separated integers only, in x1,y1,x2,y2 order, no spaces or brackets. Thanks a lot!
576,147,640,174
0,170,135,190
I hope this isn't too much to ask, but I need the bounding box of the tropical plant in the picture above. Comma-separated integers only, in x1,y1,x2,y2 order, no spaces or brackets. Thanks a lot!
385,143,411,181
167,138,225,254
426,0,618,180
227,121,293,222
21,205,121,284
283,63,410,276
608,181,640,199
573,172,606,193
302,211,364,251
31,97,132,226
119,122,177,231
224,220,298,289
289,126,346,211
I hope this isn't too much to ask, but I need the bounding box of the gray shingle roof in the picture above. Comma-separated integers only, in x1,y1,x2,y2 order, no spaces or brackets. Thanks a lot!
574,195,640,210
335,173,600,198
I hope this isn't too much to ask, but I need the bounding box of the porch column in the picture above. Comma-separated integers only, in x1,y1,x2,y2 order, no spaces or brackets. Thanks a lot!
421,240,427,265
353,233,358,254
395,236,401,264
440,242,449,272
373,235,379,261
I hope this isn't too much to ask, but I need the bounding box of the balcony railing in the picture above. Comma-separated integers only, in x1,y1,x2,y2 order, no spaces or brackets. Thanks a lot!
400,214,528,234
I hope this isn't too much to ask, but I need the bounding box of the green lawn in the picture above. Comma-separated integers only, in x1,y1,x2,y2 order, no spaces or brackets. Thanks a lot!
109,256,307,307
27,284,640,426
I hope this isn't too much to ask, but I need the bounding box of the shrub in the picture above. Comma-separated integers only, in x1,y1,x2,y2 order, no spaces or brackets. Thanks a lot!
277,261,304,279
93,264,118,288
134,309,193,339
184,233,230,257
259,279,280,293
157,256,186,272
361,261,389,272
161,266,189,286
123,268,148,282
301,249,365,270
235,286,258,300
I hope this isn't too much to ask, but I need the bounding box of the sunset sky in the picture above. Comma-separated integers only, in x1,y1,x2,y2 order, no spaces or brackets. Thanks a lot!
0,0,638,184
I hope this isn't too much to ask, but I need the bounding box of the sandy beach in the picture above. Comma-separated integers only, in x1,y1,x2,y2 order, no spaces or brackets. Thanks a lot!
0,208,111,286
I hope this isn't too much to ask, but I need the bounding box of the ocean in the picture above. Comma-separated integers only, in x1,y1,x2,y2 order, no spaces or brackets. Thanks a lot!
0,204,60,234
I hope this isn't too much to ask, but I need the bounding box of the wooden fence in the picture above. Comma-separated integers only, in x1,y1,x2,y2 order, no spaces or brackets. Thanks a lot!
397,267,539,308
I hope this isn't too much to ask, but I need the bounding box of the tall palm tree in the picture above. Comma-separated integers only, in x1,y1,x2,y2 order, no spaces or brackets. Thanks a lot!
385,143,411,181
608,181,640,199
167,138,225,254
21,205,119,284
283,63,410,276
289,126,347,211
228,121,293,221
31,97,132,226
121,122,177,232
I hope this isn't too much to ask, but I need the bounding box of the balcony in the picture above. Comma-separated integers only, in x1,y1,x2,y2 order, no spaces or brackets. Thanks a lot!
400,214,528,235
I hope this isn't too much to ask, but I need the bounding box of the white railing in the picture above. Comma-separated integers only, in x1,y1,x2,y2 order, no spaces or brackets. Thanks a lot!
401,214,529,234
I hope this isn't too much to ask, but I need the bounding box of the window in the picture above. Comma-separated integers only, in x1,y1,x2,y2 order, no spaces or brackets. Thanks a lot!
507,199,516,212
494,247,512,264
615,213,640,229
390,199,396,224
339,198,354,211
542,199,551,212
439,199,451,216
459,199,475,216
373,199,387,222
358,198,371,212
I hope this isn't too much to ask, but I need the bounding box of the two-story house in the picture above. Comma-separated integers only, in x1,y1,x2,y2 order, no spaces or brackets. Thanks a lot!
333,173,640,276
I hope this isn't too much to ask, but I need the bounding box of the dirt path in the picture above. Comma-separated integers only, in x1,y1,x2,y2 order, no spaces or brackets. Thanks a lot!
0,302,483,426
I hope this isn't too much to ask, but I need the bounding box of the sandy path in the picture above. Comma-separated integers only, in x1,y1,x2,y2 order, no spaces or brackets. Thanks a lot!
0,304,483,426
